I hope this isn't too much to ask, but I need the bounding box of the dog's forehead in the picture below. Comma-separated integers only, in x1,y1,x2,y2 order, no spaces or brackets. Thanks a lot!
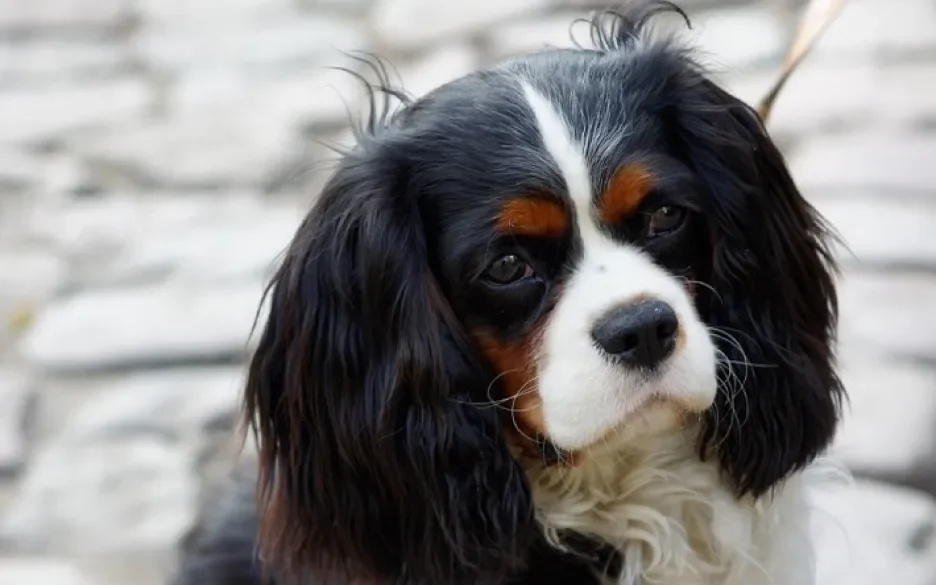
404,48,676,220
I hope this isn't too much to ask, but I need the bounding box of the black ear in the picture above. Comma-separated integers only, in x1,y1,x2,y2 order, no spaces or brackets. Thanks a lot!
244,135,534,582
680,80,845,497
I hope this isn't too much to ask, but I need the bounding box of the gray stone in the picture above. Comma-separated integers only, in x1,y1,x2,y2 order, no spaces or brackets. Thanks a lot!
137,0,292,24
74,556,170,585
811,0,936,58
100,201,300,285
790,132,936,194
0,41,130,86
838,271,936,361
813,479,936,585
36,153,99,197
685,6,786,70
20,192,271,268
171,66,364,129
723,62,936,139
0,249,66,343
0,368,35,474
19,194,171,267
0,195,30,253
73,111,301,189
812,193,936,268
299,0,374,12
0,151,96,201
16,191,302,289
0,80,151,146
0,0,132,35
832,352,936,479
19,279,268,373
0,558,91,585
136,15,365,77
0,149,43,193
0,436,198,555
488,5,786,67
398,43,481,98
485,13,582,60
65,367,245,439
371,0,550,51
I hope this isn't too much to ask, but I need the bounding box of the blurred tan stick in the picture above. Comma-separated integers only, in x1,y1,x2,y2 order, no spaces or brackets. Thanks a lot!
757,0,848,122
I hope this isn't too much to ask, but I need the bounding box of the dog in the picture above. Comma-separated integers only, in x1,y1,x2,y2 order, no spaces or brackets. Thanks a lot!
173,2,847,584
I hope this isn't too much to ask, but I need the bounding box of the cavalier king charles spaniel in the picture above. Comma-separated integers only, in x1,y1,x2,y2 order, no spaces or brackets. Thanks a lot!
174,2,846,584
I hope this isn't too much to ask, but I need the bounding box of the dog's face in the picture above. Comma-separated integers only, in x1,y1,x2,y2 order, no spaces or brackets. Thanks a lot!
417,62,719,454
244,5,843,584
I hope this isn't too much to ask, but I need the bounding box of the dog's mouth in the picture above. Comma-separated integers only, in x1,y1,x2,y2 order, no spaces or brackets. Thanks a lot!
532,394,707,468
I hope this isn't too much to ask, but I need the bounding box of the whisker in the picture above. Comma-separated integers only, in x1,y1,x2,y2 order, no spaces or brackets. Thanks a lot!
708,328,754,445
508,391,539,449
679,277,721,302
450,370,539,409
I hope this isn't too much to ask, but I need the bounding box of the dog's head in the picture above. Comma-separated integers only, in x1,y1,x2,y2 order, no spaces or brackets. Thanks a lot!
244,3,843,582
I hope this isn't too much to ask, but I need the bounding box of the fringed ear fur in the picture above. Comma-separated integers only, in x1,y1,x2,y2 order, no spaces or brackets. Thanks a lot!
244,136,535,583
679,81,844,496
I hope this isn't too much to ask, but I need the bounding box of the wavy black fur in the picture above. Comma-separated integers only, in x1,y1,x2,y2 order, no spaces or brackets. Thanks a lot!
245,139,538,583
681,79,844,496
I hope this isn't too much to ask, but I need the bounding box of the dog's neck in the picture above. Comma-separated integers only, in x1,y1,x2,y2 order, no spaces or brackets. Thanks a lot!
518,418,833,585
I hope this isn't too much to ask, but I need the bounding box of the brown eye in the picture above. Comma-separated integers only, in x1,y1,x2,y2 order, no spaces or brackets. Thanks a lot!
483,254,534,285
646,206,686,237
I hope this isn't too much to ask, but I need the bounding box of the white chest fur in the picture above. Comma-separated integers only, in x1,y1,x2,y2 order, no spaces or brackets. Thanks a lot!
523,426,845,585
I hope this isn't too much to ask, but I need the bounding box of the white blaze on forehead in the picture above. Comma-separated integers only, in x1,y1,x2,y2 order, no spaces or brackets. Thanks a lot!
519,83,597,238
518,80,717,450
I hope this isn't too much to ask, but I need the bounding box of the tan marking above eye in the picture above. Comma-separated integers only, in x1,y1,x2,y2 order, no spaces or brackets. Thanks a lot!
495,197,568,238
597,163,654,225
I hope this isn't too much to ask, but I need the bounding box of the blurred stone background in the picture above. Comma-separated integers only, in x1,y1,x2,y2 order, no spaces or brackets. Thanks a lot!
0,0,934,583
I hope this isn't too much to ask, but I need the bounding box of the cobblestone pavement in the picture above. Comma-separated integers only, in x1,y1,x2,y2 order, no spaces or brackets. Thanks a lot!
1,0,935,583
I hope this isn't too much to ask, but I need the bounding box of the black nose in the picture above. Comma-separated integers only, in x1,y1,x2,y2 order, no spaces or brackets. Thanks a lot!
591,300,679,368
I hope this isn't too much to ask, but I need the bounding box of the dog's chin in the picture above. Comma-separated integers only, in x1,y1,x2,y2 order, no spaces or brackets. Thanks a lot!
549,394,711,465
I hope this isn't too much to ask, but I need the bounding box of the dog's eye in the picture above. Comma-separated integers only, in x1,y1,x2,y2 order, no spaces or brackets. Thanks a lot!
646,206,686,237
483,254,534,285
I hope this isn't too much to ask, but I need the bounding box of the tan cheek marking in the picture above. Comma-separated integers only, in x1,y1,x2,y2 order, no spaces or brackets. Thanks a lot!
675,324,687,352
472,329,547,449
495,197,568,238
598,163,654,225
